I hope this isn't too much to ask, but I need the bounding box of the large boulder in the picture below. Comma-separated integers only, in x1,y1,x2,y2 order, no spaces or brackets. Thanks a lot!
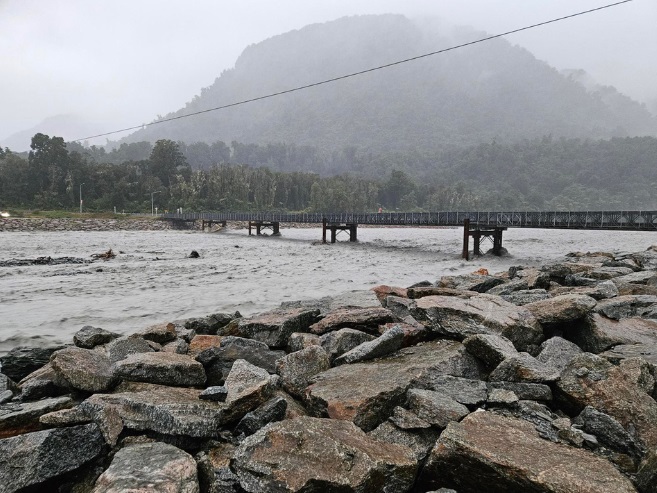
310,307,397,336
595,295,657,320
276,345,330,398
523,294,597,326
406,389,470,428
489,353,560,384
112,352,206,387
569,314,657,353
319,328,375,362
557,353,657,451
105,336,154,363
234,396,288,437
306,340,483,431
236,308,319,348
185,312,240,335
334,326,405,366
419,411,637,492
134,322,178,344
222,359,276,423
0,423,104,492
73,326,120,349
0,345,65,382
462,333,518,369
92,441,199,493
231,416,417,493
79,383,227,439
195,336,285,378
536,336,583,374
18,363,73,401
413,294,543,351
436,274,506,293
50,347,118,392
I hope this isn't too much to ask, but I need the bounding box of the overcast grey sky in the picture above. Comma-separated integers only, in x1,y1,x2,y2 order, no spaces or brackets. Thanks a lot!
1,0,655,146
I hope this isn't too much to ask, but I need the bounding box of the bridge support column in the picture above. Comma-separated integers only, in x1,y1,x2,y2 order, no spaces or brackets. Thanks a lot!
463,220,507,259
249,221,280,236
326,223,358,243
462,219,470,260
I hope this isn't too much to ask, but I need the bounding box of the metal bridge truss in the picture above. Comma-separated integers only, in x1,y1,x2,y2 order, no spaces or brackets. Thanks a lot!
162,211,657,231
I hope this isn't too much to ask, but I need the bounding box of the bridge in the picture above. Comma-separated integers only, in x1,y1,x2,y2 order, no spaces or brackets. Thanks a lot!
161,210,657,259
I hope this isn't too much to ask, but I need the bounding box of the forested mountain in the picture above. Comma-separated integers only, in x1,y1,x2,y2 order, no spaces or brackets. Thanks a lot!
118,14,656,152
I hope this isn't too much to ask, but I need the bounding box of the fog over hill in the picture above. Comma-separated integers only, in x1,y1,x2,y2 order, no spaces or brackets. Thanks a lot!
118,14,656,152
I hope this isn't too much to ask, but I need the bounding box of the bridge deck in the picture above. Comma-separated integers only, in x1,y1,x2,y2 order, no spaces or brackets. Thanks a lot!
162,211,657,231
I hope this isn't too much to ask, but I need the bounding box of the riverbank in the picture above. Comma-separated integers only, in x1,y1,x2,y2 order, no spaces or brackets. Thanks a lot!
0,217,173,232
1,246,657,491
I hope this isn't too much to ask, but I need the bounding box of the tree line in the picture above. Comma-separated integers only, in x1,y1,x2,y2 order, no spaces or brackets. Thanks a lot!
2,133,657,213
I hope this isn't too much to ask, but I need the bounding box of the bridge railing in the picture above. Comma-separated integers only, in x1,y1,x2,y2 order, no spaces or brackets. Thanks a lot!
161,210,657,231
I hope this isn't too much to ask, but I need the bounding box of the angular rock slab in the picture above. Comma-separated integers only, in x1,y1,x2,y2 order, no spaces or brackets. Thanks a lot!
310,307,397,336
306,340,482,431
112,352,206,387
0,396,73,439
276,346,330,398
79,383,227,438
232,416,417,493
0,345,65,382
237,308,319,348
51,346,118,392
419,411,637,493
73,325,120,349
524,294,597,325
414,294,543,351
557,353,657,450
93,441,199,493
570,314,657,353
334,325,405,366
0,423,104,492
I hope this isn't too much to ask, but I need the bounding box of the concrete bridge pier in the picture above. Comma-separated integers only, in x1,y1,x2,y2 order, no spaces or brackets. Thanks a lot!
322,218,358,243
249,221,281,236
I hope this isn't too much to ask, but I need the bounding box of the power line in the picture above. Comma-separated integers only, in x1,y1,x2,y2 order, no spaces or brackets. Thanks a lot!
74,0,633,143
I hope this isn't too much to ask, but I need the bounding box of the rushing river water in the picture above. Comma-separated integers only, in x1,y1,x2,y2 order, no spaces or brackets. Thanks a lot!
1,226,655,353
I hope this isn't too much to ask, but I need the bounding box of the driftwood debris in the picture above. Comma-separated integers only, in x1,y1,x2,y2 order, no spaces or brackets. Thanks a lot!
91,249,116,261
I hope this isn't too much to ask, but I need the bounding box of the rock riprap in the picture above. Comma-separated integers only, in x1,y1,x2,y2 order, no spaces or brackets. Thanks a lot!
2,245,657,491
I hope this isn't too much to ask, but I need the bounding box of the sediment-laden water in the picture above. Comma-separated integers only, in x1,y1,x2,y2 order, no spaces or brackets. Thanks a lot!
0,226,654,353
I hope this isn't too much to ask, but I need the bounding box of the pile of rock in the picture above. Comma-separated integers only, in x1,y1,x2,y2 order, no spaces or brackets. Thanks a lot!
2,247,657,492
0,217,172,232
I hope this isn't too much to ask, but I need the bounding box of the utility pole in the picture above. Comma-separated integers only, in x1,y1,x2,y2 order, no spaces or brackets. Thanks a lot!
151,191,161,216
79,183,84,213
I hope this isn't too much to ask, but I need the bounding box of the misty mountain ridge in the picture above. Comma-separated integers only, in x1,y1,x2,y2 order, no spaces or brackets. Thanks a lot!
0,114,109,153
115,14,656,152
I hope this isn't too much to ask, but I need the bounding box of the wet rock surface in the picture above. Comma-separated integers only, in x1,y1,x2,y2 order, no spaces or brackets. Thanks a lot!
0,423,104,491
2,245,657,492
232,416,417,493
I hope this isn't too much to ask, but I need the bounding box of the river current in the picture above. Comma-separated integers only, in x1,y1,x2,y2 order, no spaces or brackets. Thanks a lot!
1,226,655,353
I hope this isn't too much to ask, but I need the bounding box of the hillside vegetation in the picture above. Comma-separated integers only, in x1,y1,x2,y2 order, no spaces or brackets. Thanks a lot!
119,14,656,152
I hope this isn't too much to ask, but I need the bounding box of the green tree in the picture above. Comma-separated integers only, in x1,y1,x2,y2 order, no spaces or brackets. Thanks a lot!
149,140,189,188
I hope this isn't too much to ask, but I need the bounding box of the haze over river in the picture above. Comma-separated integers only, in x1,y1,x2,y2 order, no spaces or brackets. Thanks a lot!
1,226,655,353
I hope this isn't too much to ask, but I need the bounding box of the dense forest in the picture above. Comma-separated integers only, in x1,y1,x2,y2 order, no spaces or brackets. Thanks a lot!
117,15,656,152
2,133,656,213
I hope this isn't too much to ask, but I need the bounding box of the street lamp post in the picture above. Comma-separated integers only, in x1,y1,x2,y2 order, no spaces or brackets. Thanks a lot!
79,183,84,214
151,191,161,216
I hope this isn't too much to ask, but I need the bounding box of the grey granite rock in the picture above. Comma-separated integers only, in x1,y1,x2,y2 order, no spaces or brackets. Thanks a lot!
73,325,120,349
0,424,104,492
93,441,199,492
